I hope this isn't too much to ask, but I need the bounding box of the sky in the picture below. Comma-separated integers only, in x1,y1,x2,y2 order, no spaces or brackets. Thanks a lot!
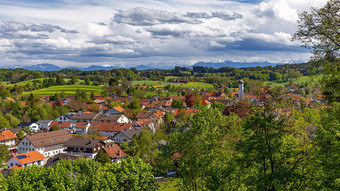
0,0,329,68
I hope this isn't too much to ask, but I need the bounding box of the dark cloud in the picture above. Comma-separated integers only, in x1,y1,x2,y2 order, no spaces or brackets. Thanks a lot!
208,38,308,52
0,21,77,34
145,28,182,37
113,8,202,26
185,11,243,21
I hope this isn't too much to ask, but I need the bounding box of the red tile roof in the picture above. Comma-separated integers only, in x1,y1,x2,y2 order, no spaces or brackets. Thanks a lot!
0,130,17,141
91,122,133,132
103,144,128,159
113,106,125,113
10,151,45,164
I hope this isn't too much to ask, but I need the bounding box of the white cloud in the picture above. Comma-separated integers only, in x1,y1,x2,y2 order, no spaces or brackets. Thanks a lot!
0,0,330,67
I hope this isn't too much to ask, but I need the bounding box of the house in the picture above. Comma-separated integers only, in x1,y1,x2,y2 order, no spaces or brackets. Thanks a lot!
133,120,155,132
104,106,125,114
35,120,53,131
44,153,85,168
55,113,76,122
0,128,22,136
49,121,75,132
112,129,141,144
71,112,98,123
64,138,105,158
93,114,131,123
90,123,133,138
102,144,128,163
0,130,17,152
7,151,45,168
17,130,73,157
135,112,163,127
17,122,39,132
74,122,90,135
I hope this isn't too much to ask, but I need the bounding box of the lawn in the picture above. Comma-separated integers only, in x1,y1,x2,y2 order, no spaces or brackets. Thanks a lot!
23,85,103,97
265,75,321,87
132,81,213,89
5,78,85,87
157,178,180,191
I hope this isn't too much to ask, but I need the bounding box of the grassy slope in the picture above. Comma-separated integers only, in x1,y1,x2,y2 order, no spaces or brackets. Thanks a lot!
132,81,213,89
264,75,321,87
23,85,102,97
157,178,180,191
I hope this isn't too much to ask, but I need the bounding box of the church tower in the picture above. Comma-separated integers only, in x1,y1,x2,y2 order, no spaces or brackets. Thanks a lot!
238,79,244,99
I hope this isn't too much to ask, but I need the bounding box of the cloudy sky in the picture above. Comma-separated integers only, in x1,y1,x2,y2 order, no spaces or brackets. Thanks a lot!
0,0,328,68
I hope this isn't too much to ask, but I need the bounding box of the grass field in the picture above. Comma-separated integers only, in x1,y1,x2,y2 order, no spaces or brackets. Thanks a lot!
265,75,321,87
157,178,180,191
5,78,85,87
23,85,103,97
132,81,213,89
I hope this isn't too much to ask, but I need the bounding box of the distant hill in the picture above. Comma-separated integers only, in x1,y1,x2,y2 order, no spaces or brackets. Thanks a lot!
22,64,62,71
193,60,282,69
6,60,291,71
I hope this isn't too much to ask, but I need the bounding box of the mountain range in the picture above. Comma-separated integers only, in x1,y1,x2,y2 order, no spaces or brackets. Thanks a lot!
3,60,289,71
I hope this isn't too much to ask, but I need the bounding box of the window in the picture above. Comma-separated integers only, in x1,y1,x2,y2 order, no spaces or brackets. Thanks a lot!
38,161,41,165
10,163,13,166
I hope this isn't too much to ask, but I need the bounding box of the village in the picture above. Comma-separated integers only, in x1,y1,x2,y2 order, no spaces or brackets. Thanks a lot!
0,78,323,177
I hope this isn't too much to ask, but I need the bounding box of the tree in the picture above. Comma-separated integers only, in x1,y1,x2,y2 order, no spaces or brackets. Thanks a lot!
90,91,96,100
51,124,60,131
237,110,316,190
0,145,10,168
293,0,340,101
313,103,340,190
84,77,91,85
185,93,195,107
95,149,111,164
164,108,244,190
0,113,10,129
171,99,184,109
17,130,25,140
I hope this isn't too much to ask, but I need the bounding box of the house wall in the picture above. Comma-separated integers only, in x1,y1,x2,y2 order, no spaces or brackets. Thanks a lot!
17,138,37,154
113,133,130,144
0,139,16,147
7,157,21,168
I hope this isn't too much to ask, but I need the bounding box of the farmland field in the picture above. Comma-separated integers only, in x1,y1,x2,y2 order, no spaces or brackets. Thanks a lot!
264,75,321,87
23,85,102,97
132,81,213,89
5,78,85,87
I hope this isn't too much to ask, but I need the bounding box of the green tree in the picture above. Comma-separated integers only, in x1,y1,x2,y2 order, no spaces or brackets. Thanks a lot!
4,113,20,128
313,103,340,190
165,108,244,190
17,129,25,140
95,149,111,164
294,0,340,101
237,110,316,190
171,99,184,109
51,124,60,131
0,113,10,129
84,77,91,85
0,145,10,168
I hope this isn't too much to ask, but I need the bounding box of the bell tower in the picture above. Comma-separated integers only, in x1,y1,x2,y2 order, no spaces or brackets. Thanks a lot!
238,79,244,99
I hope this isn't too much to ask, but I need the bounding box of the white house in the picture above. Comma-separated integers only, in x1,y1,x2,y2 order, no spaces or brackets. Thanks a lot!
74,122,90,135
17,130,73,157
35,120,53,131
7,151,45,168
0,130,17,147
90,123,133,138
93,114,131,123
17,122,39,132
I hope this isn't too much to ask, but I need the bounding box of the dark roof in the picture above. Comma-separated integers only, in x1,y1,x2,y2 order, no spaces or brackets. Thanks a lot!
90,123,132,132
35,120,53,125
71,113,98,120
135,112,153,119
18,122,34,126
94,114,123,122
44,153,85,168
64,138,104,148
119,129,141,139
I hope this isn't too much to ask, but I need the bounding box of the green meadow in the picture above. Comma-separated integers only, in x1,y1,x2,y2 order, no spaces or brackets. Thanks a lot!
264,75,321,87
23,85,103,97
132,81,213,89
